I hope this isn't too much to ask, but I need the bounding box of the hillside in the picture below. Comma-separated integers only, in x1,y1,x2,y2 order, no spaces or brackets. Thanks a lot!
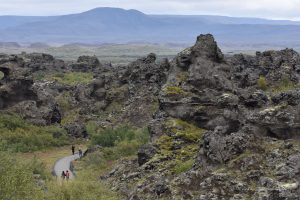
0,34,299,199
2,7,300,49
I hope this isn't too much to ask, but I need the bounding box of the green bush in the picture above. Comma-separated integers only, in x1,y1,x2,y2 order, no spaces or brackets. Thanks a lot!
0,113,69,152
91,126,136,147
87,126,150,165
0,152,44,200
257,76,268,91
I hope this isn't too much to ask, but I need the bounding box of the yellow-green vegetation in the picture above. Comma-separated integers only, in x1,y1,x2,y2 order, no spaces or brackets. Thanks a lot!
157,135,174,151
166,119,206,142
0,71,4,79
258,75,300,93
56,92,73,113
61,110,80,125
176,72,189,83
32,71,46,81
0,151,118,200
0,151,44,200
257,76,268,91
18,146,77,174
91,126,149,148
48,72,94,86
172,159,194,174
0,113,69,152
163,86,185,96
271,75,299,93
45,179,118,200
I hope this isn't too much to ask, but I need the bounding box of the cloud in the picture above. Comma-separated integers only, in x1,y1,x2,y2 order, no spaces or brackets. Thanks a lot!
0,0,300,20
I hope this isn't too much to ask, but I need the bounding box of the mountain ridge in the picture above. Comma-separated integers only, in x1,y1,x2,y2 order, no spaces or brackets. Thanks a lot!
1,7,300,47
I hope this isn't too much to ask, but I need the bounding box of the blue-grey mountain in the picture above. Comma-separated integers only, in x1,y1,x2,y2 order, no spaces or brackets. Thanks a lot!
1,7,300,48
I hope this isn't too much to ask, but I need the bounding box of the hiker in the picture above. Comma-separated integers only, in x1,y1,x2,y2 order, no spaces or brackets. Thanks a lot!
71,145,75,155
61,171,66,180
78,149,83,158
66,170,70,180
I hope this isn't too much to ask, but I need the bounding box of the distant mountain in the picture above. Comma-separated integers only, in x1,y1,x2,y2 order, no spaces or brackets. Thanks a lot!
1,7,300,49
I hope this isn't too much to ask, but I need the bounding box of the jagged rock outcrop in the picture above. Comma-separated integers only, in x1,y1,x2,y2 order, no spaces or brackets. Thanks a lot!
0,34,300,199
103,34,300,199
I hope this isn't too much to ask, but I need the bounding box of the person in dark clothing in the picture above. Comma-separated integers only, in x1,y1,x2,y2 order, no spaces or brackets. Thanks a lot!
78,149,83,158
61,171,66,180
71,145,75,155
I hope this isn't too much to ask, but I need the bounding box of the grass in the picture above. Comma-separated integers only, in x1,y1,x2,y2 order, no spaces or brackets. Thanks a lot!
91,126,149,147
257,75,300,93
166,119,206,142
163,86,185,96
47,72,94,86
17,146,80,175
257,76,267,91
270,75,299,93
172,159,194,174
0,113,70,152
0,151,45,200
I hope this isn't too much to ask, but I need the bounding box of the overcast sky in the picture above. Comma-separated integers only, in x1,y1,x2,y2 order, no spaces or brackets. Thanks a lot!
1,0,300,20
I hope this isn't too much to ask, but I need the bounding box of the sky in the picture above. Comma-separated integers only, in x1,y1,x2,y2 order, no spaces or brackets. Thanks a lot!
1,0,300,20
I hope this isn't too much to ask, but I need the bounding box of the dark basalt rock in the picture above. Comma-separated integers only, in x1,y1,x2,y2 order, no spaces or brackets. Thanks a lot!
1,34,300,199
64,123,88,138
137,144,157,166
191,34,224,63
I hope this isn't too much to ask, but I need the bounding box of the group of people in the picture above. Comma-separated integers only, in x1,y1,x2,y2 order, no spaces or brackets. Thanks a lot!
71,145,83,158
60,145,83,181
61,170,70,180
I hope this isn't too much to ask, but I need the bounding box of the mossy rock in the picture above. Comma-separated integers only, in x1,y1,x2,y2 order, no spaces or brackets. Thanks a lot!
162,86,186,96
165,119,206,143
172,159,194,174
47,72,94,85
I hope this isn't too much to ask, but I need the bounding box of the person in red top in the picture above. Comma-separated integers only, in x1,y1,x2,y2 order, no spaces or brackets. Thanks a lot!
66,170,70,180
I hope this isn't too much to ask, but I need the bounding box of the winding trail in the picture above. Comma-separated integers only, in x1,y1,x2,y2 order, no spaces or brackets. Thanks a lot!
53,153,80,179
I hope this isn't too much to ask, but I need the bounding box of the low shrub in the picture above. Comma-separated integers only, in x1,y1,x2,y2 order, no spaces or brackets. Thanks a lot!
172,159,194,174
91,126,136,147
257,76,268,91
0,113,69,152
0,152,44,200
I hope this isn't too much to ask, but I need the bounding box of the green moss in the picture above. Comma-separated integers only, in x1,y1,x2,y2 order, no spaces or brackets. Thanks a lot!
157,135,174,151
257,76,268,91
175,144,198,160
176,72,189,82
172,159,194,174
163,86,185,96
166,119,206,143
48,72,94,85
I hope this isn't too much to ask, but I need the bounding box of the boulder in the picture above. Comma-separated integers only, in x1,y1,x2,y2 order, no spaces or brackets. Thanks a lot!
137,144,157,166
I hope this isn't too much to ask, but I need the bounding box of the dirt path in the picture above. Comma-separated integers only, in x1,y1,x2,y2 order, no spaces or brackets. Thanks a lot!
53,153,80,179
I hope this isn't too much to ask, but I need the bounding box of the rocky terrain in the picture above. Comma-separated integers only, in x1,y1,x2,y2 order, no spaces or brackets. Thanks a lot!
1,34,300,199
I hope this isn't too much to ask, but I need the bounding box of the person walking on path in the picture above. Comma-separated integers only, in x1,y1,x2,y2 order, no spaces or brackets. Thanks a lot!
71,145,75,155
78,148,83,158
66,170,70,181
61,171,66,180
